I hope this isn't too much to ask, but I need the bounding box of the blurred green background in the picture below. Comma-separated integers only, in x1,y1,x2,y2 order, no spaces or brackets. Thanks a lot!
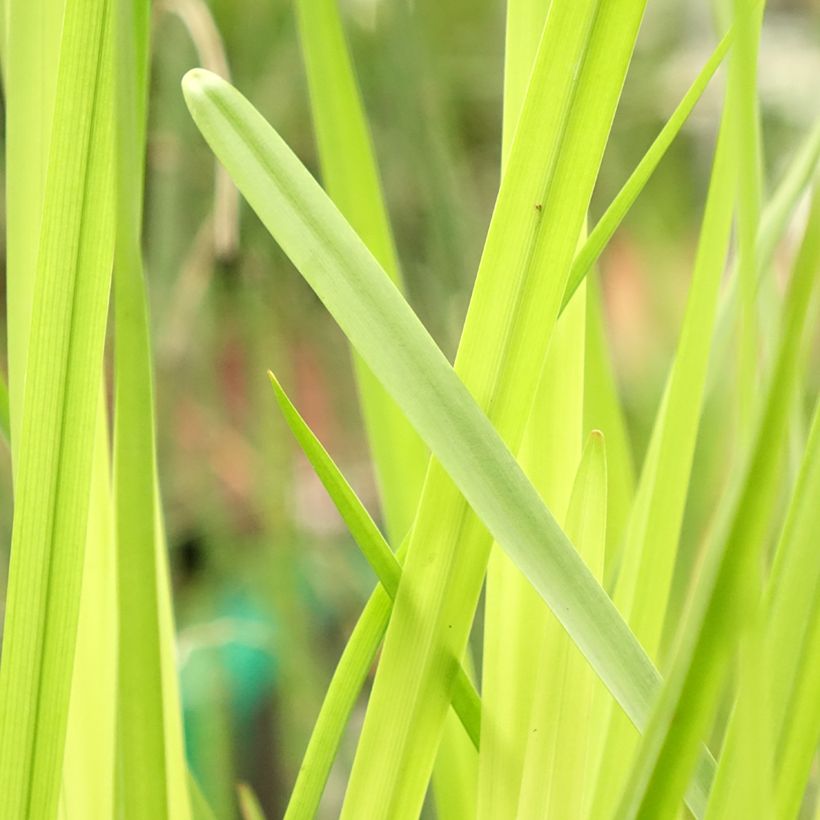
1,0,819,816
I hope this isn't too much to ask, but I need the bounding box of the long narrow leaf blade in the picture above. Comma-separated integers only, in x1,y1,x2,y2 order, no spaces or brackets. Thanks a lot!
562,27,731,310
294,0,427,543
267,370,481,745
618,184,820,820
0,0,115,814
182,67,716,811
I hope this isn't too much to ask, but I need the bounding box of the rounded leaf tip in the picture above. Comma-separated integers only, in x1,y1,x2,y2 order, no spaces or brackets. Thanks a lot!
181,67,221,103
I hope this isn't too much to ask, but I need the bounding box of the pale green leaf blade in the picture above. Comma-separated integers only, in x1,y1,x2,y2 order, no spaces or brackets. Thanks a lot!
284,586,392,820
503,275,587,816
617,184,820,820
590,74,737,817
113,0,190,815
4,0,63,454
341,2,650,814
0,0,115,814
517,430,608,819
267,370,481,743
182,65,715,815
706,119,820,398
774,567,820,818
479,1,555,811
562,28,731,310
729,0,765,444
294,0,427,543
60,394,117,819
711,396,820,818
268,370,401,596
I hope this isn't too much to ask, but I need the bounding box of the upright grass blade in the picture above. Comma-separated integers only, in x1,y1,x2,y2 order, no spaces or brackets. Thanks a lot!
113,1,190,816
706,116,820,396
729,0,765,445
283,585,393,820
272,16,745,814
294,0,427,543
517,431,608,819
113,0,168,815
257,43,798,817
341,3,650,814
0,0,115,815
3,0,63,457
293,2,470,807
506,279,587,815
267,370,480,745
60,394,117,819
432,698,479,820
590,81,737,818
774,549,820,818
478,1,551,813
562,27,731,310
481,290,586,818
184,64,716,816
156,500,195,819
272,361,480,818
617,183,820,820
702,596,773,820
709,391,820,818
7,0,120,814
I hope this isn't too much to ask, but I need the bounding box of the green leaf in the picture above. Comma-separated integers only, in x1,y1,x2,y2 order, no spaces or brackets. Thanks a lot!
710,383,820,818
500,272,588,815
61,395,117,819
0,0,115,815
590,69,737,818
517,431,608,819
267,369,480,744
283,586,393,820
3,0,63,455
774,551,820,818
706,117,820,402
617,183,820,820
294,0,427,543
113,0,170,815
562,27,731,310
728,0,765,445
112,1,190,816
268,371,401,596
478,1,552,812
182,59,713,817
340,2,650,814
292,1,472,813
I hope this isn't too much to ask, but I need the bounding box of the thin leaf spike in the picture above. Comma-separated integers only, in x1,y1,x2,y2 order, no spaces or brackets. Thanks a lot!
267,369,481,747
